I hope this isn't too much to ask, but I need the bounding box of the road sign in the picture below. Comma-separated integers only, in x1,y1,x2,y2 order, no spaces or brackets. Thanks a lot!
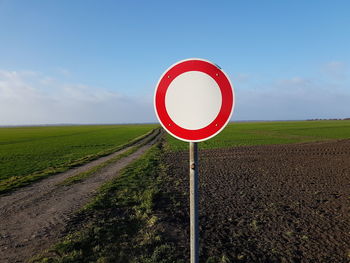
154,58,235,263
154,58,234,142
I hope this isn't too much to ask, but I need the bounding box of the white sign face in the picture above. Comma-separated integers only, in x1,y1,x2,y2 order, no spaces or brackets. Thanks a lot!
154,58,234,142
165,71,222,130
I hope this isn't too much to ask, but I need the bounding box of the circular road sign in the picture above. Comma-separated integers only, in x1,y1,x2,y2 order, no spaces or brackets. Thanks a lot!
154,58,235,142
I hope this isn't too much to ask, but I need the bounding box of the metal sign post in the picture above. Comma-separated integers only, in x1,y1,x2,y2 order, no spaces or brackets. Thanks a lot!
189,142,199,263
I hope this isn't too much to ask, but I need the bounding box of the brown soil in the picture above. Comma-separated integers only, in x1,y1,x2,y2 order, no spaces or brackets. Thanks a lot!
0,130,161,263
163,139,350,262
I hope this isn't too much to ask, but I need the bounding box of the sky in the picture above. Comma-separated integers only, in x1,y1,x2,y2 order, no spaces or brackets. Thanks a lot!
0,0,349,125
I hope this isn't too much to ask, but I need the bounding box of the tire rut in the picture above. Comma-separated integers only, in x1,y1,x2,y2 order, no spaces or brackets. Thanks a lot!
0,130,162,263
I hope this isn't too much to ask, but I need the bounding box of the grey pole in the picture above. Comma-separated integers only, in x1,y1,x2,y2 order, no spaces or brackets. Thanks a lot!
189,142,199,263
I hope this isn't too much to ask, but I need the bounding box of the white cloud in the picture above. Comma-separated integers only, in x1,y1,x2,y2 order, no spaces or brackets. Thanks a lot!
1,66,349,125
57,68,71,77
232,73,251,82
0,70,155,125
234,75,350,120
322,61,348,80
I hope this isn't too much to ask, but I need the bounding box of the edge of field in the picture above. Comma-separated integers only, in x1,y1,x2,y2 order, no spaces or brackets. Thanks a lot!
0,128,158,195
31,139,185,263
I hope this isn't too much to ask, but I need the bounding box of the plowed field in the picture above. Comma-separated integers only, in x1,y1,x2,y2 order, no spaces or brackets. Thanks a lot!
163,139,350,262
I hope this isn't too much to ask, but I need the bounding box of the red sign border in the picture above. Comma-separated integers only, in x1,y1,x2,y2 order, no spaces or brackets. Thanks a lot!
154,58,234,142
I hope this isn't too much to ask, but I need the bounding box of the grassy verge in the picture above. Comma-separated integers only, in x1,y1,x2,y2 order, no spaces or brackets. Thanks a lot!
31,141,183,263
0,129,158,195
59,129,161,186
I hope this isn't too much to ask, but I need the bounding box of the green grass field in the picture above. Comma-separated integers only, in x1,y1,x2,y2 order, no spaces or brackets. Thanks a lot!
166,120,350,151
0,124,157,183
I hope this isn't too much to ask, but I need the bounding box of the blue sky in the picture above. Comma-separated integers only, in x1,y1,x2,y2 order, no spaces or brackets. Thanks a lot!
0,0,349,124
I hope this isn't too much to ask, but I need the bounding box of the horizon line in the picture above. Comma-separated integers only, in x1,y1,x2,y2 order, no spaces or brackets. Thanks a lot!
1,118,349,128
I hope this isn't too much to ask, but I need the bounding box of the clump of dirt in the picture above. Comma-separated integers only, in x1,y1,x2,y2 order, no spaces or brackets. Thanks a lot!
162,139,350,262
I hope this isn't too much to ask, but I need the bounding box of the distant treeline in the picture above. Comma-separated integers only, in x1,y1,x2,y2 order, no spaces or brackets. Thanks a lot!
307,118,350,121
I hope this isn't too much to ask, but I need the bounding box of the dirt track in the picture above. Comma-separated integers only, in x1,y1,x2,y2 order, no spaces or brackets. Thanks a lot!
163,139,350,262
0,130,161,263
